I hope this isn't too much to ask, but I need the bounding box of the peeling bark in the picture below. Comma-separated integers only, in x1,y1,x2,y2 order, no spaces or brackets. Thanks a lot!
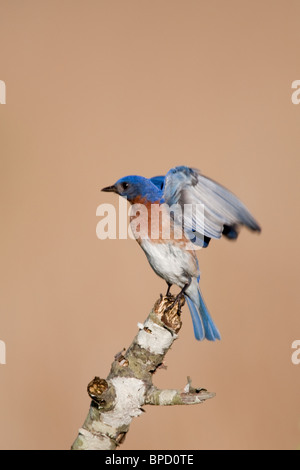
71,295,215,450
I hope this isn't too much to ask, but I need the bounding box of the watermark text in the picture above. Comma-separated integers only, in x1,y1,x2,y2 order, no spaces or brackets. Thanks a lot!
0,340,6,365
291,80,300,105
0,80,6,104
96,198,206,249
291,340,300,365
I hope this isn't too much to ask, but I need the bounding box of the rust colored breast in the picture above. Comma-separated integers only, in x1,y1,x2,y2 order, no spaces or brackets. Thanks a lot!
130,199,190,246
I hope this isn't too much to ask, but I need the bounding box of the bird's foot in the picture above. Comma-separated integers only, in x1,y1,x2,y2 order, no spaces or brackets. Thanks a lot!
164,292,185,313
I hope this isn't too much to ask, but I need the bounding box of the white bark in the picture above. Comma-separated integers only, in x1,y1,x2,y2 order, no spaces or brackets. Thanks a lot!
71,295,215,450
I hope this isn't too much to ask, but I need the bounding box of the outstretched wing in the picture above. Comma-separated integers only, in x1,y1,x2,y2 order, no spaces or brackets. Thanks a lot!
163,166,261,245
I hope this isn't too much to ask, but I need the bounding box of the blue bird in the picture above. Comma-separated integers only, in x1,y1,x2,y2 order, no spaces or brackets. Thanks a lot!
102,166,261,341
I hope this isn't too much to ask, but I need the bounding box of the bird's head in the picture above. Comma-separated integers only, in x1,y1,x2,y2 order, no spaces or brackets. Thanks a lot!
102,175,161,203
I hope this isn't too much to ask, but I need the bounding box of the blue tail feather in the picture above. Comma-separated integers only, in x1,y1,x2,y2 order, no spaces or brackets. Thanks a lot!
185,296,205,340
185,288,221,341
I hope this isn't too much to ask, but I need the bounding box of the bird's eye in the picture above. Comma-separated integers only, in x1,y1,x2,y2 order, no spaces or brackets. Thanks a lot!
121,182,129,190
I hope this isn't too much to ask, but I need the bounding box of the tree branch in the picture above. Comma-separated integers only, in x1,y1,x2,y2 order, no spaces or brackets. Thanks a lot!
145,385,215,406
71,295,215,450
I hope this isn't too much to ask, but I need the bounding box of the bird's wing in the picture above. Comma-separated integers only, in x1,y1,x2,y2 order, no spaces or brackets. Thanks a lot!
149,175,165,191
163,166,261,244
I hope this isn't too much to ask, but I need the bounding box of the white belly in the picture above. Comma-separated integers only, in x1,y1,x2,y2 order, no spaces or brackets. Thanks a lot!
140,239,199,287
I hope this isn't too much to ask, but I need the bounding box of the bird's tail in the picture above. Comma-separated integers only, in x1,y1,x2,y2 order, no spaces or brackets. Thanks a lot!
185,281,221,341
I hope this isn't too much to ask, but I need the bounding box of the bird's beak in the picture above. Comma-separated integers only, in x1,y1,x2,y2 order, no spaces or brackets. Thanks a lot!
101,185,118,193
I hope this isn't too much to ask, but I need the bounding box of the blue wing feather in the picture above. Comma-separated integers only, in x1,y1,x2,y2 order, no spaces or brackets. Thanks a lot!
150,176,165,191
163,166,261,242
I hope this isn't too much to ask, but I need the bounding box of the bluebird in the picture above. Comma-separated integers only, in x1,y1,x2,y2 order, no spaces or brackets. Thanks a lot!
102,166,261,341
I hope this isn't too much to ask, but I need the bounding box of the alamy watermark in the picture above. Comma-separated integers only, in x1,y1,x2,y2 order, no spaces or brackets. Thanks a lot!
0,80,6,104
291,340,300,365
0,340,6,365
291,80,300,105
96,197,206,249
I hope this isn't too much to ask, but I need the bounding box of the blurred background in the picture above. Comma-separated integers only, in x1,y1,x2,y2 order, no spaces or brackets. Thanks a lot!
0,0,299,450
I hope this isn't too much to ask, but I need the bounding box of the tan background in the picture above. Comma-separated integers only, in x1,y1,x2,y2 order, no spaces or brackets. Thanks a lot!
0,0,299,450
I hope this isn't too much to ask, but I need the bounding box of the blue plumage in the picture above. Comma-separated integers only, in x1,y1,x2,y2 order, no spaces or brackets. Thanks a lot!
102,166,260,341
185,293,221,341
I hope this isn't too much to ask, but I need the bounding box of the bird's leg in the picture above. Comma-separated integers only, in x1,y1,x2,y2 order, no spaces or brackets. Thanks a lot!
173,280,191,304
165,283,173,297
166,280,191,311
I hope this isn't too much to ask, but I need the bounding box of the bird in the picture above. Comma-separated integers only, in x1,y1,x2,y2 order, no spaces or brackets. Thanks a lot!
102,166,261,341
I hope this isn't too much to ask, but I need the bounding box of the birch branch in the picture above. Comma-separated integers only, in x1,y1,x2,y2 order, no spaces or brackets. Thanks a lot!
71,295,215,450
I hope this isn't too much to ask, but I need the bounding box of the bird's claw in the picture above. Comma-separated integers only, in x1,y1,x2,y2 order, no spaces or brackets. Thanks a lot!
165,293,185,312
